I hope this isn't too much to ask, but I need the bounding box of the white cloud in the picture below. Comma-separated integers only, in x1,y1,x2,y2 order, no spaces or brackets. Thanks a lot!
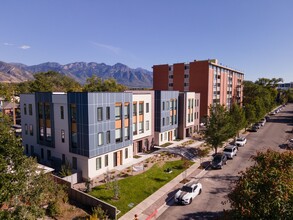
3,42,14,46
19,45,31,50
92,42,120,55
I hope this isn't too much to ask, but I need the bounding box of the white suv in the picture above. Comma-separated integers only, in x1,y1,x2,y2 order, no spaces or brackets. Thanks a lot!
223,145,238,159
235,137,247,147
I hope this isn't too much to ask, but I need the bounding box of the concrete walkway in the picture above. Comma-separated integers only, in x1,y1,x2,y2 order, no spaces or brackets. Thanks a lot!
118,138,211,220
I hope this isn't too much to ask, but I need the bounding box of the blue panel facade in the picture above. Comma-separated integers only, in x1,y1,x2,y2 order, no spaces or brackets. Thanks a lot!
68,92,133,158
154,90,179,132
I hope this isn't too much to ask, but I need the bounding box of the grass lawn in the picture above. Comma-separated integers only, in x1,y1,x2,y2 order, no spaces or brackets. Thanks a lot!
89,159,192,217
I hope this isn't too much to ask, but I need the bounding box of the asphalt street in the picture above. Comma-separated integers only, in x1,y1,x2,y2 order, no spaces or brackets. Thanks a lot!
158,104,293,220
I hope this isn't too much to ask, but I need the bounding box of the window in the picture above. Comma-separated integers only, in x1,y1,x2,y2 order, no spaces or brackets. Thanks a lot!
162,118,165,126
41,148,44,159
60,106,64,119
106,131,111,144
146,103,149,113
133,103,137,116
96,157,102,170
25,144,29,154
161,134,163,141
31,145,34,155
133,123,137,135
29,104,33,115
72,157,77,170
47,150,51,160
61,129,65,143
98,132,104,146
164,132,167,140
124,104,129,118
146,120,149,131
115,105,122,120
97,107,103,121
29,124,33,136
106,107,110,120
166,101,169,110
115,128,122,143
174,99,177,110
125,148,128,159
25,124,28,135
113,152,118,167
166,117,169,125
124,127,129,140
105,155,108,167
24,104,27,115
170,101,173,110
139,122,144,134
139,102,143,115
162,102,165,110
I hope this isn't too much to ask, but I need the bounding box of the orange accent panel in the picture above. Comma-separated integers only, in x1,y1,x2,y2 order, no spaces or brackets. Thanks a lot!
124,119,129,127
133,115,137,123
115,120,122,129
139,114,144,122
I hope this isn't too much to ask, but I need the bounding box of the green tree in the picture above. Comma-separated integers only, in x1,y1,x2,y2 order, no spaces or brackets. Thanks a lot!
244,104,256,130
30,71,82,92
83,75,127,92
229,103,246,137
228,150,293,219
0,115,67,219
204,104,231,154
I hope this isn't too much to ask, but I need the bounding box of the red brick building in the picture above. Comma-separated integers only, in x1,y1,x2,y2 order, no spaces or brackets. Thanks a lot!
153,59,244,120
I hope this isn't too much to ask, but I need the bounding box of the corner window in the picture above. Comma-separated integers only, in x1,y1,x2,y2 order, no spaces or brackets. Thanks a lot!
106,107,110,120
105,155,108,167
98,132,104,146
60,106,64,119
125,148,128,159
133,103,137,116
96,157,102,170
29,124,33,136
139,102,144,115
97,107,103,121
24,104,27,115
125,127,129,140
115,105,122,120
61,129,65,143
124,104,129,118
25,124,28,135
106,131,111,144
133,123,137,135
115,128,122,143
29,104,33,115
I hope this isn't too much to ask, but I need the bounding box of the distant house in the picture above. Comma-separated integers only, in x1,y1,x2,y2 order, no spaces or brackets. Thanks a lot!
0,96,21,124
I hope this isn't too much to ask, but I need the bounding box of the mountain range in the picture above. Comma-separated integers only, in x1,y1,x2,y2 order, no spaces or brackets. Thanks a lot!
0,61,153,88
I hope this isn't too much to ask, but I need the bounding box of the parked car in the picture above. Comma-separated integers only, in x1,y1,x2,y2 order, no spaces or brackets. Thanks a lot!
258,121,265,126
253,123,261,129
211,153,227,169
235,137,247,147
249,125,258,132
223,145,238,159
174,181,202,205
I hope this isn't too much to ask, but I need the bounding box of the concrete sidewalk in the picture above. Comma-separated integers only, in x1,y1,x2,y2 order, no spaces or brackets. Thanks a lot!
118,139,211,220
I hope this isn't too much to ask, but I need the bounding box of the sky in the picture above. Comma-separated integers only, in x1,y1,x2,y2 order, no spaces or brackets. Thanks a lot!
1,0,293,82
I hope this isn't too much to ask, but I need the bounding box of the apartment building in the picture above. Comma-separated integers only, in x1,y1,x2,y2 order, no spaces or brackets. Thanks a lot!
128,90,154,154
21,92,136,180
178,92,200,139
153,59,244,119
154,90,179,146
